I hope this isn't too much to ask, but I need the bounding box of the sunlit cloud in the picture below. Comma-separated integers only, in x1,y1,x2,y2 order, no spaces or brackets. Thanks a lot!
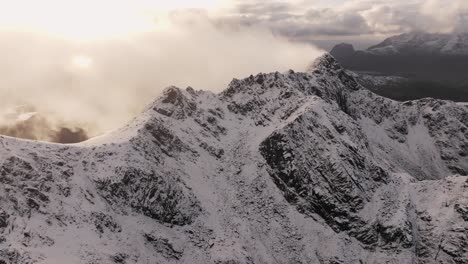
71,55,93,69
0,4,324,139
0,0,232,41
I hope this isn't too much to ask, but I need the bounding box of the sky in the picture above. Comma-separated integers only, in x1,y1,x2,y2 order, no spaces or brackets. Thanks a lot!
0,0,466,48
0,0,466,140
219,0,468,49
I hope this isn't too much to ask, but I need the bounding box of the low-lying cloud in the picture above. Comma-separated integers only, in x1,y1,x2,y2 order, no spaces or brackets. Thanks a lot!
0,11,324,141
0,106,89,143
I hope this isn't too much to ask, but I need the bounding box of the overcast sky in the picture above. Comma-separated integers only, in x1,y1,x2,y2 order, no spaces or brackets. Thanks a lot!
0,0,466,50
215,0,468,49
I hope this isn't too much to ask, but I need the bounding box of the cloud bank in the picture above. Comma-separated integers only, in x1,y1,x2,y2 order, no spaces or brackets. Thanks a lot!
0,12,324,141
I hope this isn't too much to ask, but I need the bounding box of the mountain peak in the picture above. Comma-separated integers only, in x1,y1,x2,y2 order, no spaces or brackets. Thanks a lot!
307,53,343,73
306,53,360,92
148,86,198,120
330,43,355,59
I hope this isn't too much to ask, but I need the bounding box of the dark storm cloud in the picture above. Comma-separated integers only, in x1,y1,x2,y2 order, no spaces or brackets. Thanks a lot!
236,1,291,15
303,9,372,36
214,2,374,49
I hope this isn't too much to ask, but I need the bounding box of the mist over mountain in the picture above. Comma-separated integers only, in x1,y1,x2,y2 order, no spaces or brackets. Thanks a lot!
0,106,89,143
0,17,323,143
330,32,468,102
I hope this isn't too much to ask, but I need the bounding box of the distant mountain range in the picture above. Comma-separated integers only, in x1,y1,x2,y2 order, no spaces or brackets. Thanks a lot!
333,31,468,57
330,32,468,102
367,31,468,55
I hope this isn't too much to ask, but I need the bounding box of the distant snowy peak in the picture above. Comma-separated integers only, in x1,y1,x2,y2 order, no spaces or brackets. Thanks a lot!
367,31,468,55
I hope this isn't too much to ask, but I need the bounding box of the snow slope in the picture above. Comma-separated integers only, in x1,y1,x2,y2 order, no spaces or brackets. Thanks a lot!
0,54,467,264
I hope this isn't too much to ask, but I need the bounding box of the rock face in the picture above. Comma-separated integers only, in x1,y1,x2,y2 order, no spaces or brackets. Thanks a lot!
0,54,467,263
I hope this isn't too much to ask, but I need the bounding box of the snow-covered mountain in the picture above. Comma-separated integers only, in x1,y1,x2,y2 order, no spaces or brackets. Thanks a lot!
367,31,468,55
0,54,467,264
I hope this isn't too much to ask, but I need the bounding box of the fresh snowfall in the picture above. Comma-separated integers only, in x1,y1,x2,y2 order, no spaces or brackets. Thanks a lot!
0,54,467,264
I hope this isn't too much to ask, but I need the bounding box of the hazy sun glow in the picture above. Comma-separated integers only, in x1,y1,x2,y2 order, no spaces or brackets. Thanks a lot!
71,55,93,69
0,0,228,41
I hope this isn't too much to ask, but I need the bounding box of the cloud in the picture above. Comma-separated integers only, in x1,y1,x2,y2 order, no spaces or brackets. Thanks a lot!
0,11,324,140
235,1,292,14
216,0,468,48
420,0,468,32
0,106,89,143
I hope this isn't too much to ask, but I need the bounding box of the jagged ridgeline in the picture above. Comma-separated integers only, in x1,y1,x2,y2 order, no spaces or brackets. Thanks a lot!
0,54,467,264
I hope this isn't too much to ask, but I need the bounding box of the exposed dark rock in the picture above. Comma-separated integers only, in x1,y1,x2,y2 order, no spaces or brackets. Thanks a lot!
95,167,201,226
154,87,197,119
144,233,183,260
111,253,128,264
91,212,122,234
0,210,8,228
144,123,190,156
455,203,468,221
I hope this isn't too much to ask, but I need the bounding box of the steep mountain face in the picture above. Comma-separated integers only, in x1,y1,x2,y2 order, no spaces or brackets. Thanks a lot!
0,54,467,264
